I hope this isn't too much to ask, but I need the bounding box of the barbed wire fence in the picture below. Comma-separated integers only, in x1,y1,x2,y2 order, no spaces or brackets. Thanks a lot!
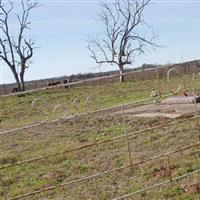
1,109,200,199
1,114,198,170
1,68,200,134
1,140,199,200
1,69,200,199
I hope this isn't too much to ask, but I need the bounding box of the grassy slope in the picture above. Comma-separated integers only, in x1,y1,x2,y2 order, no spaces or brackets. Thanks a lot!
1,75,199,130
0,76,200,199
0,80,155,130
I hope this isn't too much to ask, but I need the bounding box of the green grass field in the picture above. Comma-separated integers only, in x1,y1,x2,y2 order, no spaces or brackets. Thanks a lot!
1,75,199,130
0,75,200,199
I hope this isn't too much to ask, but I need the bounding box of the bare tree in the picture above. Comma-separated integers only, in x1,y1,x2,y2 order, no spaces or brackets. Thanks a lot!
88,0,159,82
0,0,38,91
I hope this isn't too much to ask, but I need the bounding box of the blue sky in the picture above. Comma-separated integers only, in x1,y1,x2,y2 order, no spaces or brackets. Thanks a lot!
1,0,200,83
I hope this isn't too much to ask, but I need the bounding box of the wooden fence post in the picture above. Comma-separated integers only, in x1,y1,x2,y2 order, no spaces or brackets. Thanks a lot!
131,73,134,81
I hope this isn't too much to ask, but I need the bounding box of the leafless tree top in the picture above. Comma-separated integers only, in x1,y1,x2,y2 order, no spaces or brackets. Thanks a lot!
88,0,159,68
0,0,38,90
0,0,38,68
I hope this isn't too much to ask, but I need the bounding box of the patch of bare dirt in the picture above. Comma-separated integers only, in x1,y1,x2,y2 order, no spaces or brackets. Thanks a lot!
133,112,181,118
114,102,200,119
40,171,62,180
153,167,170,178
185,183,200,194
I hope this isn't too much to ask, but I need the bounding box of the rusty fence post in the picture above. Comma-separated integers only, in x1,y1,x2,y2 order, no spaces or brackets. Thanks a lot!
121,105,133,172
167,155,172,181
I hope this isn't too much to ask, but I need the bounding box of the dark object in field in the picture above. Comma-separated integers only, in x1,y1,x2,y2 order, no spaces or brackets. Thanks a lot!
63,79,72,84
63,79,72,88
47,81,61,87
183,91,188,97
11,87,19,93
194,96,200,103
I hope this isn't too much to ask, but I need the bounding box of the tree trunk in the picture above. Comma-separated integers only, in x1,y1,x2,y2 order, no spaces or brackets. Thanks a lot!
119,65,125,82
16,77,22,91
11,67,22,91
20,71,25,91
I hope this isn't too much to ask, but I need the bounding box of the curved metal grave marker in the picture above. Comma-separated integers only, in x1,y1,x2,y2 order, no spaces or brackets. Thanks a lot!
31,97,49,121
192,72,200,80
53,104,68,119
167,68,182,94
85,96,92,112
72,98,79,113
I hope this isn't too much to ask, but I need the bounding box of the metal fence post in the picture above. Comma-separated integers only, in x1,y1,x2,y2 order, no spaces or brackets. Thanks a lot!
192,88,200,143
3,84,6,95
167,155,172,181
183,76,186,91
156,69,161,97
121,105,133,171
192,89,199,125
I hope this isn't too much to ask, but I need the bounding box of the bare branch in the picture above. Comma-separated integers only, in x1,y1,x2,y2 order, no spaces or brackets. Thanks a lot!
87,0,159,82
88,42,118,66
0,0,38,91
